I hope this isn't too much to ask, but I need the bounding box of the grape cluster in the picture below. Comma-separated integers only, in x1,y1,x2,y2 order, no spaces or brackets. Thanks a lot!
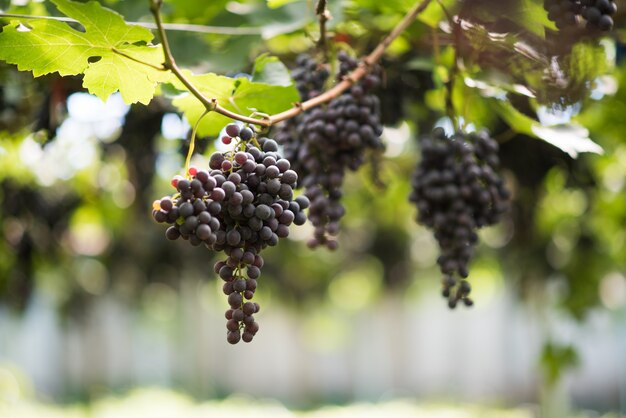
409,128,509,308
152,124,309,343
544,0,617,31
275,52,384,249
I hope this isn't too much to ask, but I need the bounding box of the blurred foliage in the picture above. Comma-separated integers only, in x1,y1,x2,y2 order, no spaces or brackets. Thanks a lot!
0,0,625,409
540,342,580,386
1,386,621,418
0,0,623,316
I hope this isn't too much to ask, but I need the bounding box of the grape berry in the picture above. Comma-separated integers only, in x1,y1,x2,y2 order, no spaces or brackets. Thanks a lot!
152,125,308,343
409,128,509,308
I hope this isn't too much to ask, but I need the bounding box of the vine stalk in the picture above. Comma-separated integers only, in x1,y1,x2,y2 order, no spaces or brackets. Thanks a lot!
150,0,433,128
185,110,209,176
316,0,330,61
436,0,460,131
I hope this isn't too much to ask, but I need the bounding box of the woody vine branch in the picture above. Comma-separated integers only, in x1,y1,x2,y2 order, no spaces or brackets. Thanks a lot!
149,0,433,129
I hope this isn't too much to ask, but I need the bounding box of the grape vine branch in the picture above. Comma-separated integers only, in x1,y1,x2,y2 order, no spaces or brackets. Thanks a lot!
149,0,433,129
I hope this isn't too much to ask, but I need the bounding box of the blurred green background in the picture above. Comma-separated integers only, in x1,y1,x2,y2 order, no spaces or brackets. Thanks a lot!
1,0,626,417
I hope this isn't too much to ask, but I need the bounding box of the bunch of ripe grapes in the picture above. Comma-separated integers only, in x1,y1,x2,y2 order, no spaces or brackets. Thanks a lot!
409,128,509,308
275,52,385,249
152,124,308,343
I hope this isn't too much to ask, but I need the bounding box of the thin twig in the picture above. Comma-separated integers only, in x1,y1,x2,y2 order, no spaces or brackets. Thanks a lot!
316,0,329,61
150,0,433,128
186,109,209,175
435,0,459,131
0,12,263,35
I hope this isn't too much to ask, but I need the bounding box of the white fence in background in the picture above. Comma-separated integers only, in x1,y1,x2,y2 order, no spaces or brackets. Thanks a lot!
1,283,625,412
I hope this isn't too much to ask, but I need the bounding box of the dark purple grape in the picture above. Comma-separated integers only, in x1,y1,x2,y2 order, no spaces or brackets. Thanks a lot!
225,123,241,137
242,302,256,315
159,198,173,212
165,226,180,240
584,6,601,22
234,152,248,166
247,266,260,279
232,309,245,321
219,265,234,281
227,330,241,344
246,321,259,334
228,292,243,308
240,127,254,141
196,224,211,240
226,319,240,331
179,202,194,218
255,204,272,220
209,152,225,170
598,14,613,30
233,279,247,292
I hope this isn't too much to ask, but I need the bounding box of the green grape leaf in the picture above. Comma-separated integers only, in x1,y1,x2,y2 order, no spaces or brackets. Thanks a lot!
172,70,299,137
0,0,170,104
531,124,603,158
492,100,603,158
417,0,458,28
516,0,554,37
267,0,301,9
251,54,293,87
540,343,579,385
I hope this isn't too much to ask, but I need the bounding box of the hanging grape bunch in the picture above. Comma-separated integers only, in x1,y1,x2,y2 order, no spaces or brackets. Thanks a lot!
152,124,309,344
409,128,509,308
275,51,384,249
544,0,617,31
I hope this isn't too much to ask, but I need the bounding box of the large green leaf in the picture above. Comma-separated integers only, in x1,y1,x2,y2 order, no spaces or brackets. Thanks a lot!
251,53,293,86
516,0,554,37
267,0,301,9
492,100,603,158
417,0,457,28
172,56,299,137
0,0,170,104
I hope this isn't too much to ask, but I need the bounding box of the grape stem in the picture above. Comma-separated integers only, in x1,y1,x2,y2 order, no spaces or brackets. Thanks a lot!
150,0,433,128
185,109,209,176
316,0,330,61
437,0,460,131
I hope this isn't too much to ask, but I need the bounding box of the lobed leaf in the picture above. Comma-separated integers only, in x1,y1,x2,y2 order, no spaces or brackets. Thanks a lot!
492,100,603,158
266,0,302,9
0,0,170,104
